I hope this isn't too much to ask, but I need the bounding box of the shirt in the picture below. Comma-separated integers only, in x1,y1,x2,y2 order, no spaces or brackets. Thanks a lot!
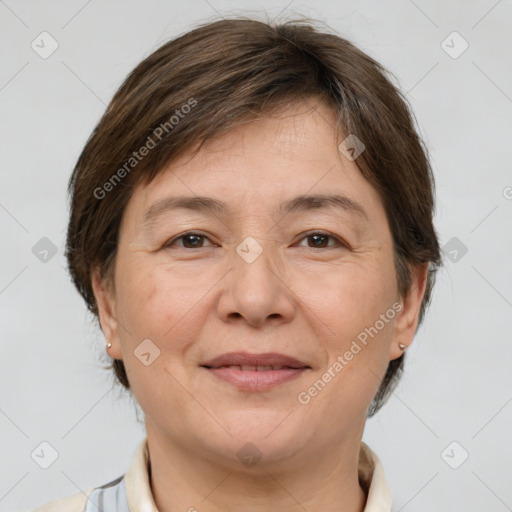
30,438,392,511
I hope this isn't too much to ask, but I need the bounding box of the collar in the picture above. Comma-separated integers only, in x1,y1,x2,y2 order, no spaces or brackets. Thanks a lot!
125,438,392,511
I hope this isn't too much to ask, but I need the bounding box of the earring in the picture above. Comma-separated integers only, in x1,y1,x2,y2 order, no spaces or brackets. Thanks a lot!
398,343,407,351
106,342,112,350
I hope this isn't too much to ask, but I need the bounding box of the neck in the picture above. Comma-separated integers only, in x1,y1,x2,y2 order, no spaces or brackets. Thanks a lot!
145,422,368,512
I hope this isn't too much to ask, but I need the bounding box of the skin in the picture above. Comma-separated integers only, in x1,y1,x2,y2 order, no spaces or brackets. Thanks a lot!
92,98,428,512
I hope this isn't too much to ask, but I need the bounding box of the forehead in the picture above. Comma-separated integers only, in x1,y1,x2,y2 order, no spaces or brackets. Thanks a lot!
124,99,387,230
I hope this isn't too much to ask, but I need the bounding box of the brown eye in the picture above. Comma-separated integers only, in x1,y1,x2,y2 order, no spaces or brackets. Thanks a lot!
165,232,214,249
181,234,205,248
297,231,347,249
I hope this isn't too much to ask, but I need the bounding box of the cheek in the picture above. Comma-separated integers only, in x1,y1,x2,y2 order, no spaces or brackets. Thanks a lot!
319,260,396,337
115,260,214,352
312,257,397,398
309,298,396,424
113,264,206,412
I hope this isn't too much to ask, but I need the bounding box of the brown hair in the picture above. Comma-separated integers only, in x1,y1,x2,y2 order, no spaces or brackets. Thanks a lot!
65,16,442,417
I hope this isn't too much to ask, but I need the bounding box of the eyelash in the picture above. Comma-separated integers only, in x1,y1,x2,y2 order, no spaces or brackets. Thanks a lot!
164,231,349,250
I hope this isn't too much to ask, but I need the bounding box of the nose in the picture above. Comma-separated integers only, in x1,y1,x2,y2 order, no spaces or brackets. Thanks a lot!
216,237,296,328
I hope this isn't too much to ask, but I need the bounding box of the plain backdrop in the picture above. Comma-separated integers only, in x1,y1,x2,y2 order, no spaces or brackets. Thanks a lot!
1,1,511,511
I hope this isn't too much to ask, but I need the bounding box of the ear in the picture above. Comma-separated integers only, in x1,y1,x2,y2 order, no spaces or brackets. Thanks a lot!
91,267,123,359
389,262,429,360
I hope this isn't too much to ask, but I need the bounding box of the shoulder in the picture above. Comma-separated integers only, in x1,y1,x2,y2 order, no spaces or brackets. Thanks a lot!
29,439,147,512
28,489,92,512
29,475,125,512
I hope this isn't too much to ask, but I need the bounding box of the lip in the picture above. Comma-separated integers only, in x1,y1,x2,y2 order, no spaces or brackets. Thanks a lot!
205,367,308,391
201,352,310,369
200,352,311,392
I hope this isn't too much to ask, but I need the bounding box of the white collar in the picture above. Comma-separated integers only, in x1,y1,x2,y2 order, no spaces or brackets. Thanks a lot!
125,438,392,511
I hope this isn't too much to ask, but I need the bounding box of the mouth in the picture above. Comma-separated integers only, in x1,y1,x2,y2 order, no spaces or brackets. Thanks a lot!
200,352,311,391
204,364,305,371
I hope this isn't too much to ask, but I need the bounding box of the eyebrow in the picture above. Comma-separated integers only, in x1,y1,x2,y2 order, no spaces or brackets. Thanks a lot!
141,193,369,230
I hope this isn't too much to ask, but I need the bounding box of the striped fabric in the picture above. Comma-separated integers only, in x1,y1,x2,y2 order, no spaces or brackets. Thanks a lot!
83,475,128,512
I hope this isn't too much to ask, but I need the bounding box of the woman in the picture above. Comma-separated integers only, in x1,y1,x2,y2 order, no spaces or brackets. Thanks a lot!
33,16,442,512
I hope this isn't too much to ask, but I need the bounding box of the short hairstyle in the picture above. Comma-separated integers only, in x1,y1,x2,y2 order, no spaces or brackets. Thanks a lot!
65,17,442,417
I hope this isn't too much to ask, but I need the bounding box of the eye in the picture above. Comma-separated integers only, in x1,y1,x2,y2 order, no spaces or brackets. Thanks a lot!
164,232,215,249
164,231,348,250
296,231,348,249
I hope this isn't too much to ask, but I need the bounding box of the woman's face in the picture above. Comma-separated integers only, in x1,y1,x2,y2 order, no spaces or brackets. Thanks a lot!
94,99,426,469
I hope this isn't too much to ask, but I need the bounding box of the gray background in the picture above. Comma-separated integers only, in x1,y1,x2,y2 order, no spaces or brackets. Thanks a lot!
1,1,511,511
